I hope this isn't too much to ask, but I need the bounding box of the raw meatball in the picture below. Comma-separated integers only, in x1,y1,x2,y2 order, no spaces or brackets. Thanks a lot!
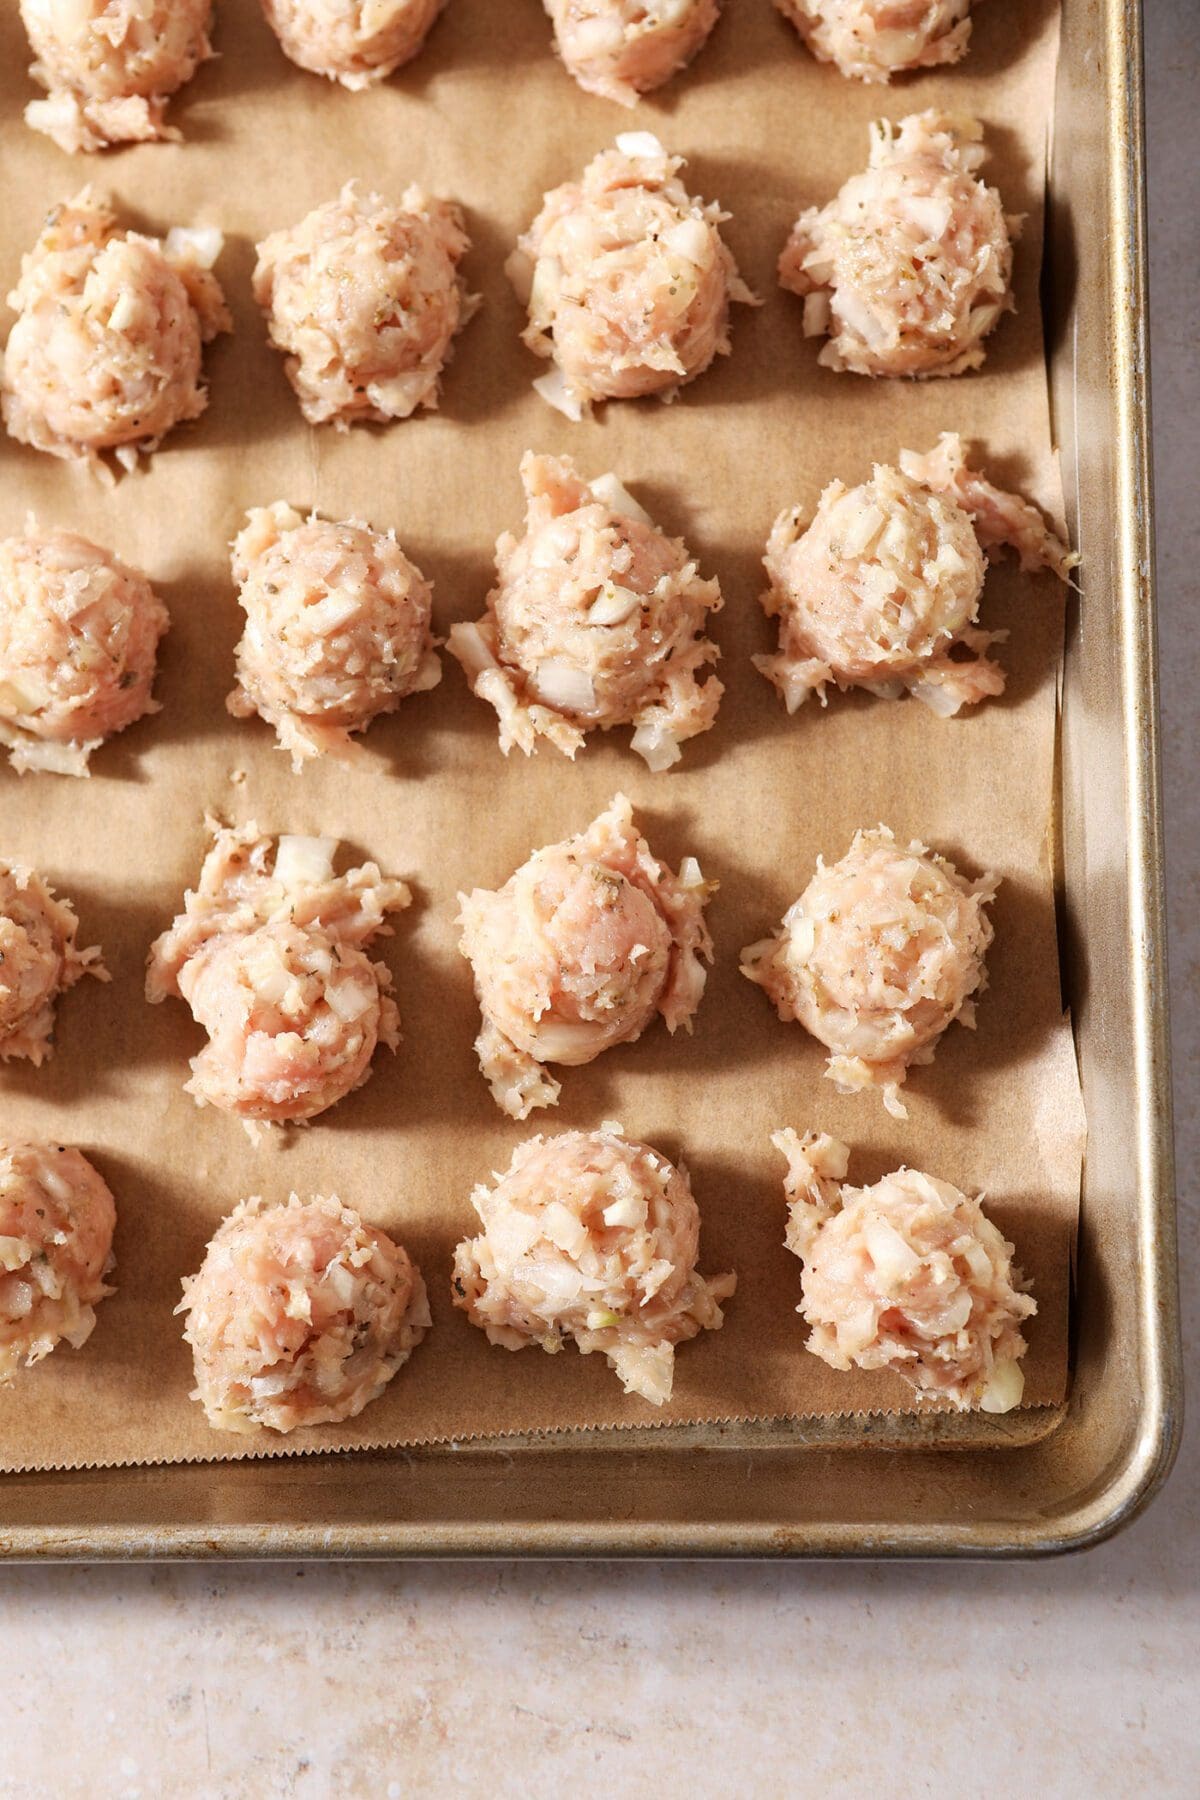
260,0,445,89
146,824,411,1134
775,1,973,83
779,111,1015,377
741,827,996,1117
773,1129,1035,1411
452,1123,735,1404
227,502,441,769
458,793,714,1119
253,182,477,429
0,1142,116,1383
179,1193,430,1433
755,432,1075,715
20,0,214,153
0,862,107,1065
508,133,757,419
448,452,722,770
545,1,721,106
0,524,169,775
1,190,230,476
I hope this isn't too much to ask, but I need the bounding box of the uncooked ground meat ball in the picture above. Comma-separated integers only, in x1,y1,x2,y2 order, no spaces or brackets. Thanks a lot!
0,1142,116,1382
453,1124,735,1404
1,191,230,476
146,824,410,1135
741,827,996,1117
779,111,1015,377
448,452,723,770
227,502,441,769
0,863,106,1065
773,1129,1035,1411
508,133,757,419
260,0,445,89
775,1,973,82
546,1,721,106
755,432,1075,715
20,0,214,153
459,793,714,1119
253,182,477,429
179,1193,429,1433
0,525,168,775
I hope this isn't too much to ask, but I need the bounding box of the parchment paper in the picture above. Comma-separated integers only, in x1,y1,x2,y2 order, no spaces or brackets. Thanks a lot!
0,0,1084,1471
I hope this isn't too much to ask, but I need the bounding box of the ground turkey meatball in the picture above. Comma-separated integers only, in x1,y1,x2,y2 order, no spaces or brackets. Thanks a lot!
0,862,107,1064
146,823,410,1135
21,0,214,153
0,1142,116,1383
449,453,722,770
227,502,441,769
741,827,995,1117
508,133,757,419
545,1,721,106
253,182,477,429
179,1193,430,1433
453,1124,734,1404
779,111,1015,377
0,524,168,775
773,1129,1034,1411
755,433,1075,715
459,794,714,1119
775,1,973,82
260,0,445,89
1,190,230,477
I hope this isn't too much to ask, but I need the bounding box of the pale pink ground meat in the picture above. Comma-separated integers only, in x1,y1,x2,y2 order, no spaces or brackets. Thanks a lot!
1,191,230,476
453,1124,734,1405
0,1142,116,1383
227,502,441,769
508,133,757,419
261,0,445,89
741,827,995,1117
179,1193,430,1433
773,1129,1034,1411
546,1,721,106
253,182,477,429
0,863,107,1065
0,525,168,776
449,452,722,770
755,432,1075,716
146,824,410,1133
21,0,214,153
775,1,973,82
779,111,1016,377
459,793,714,1119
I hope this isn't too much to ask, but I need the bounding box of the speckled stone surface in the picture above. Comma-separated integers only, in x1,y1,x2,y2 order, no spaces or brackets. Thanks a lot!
1,9,1196,1797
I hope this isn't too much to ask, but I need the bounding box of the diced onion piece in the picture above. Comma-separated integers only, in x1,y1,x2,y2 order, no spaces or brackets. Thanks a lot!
589,472,652,526
615,131,666,159
979,1357,1026,1414
274,835,337,889
165,226,225,270
532,367,584,421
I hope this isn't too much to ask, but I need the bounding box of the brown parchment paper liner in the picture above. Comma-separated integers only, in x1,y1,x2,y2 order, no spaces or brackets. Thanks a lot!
0,0,1084,1472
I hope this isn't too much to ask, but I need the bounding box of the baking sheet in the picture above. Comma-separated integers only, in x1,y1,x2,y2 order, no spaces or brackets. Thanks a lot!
0,0,1084,1472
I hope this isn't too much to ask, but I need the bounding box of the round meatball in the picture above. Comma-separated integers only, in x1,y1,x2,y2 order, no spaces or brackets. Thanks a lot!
1,192,230,475
741,827,996,1117
253,182,477,429
773,1129,1035,1411
21,0,213,153
0,525,169,775
449,452,723,770
227,502,441,769
779,111,1015,377
546,1,721,106
0,1142,116,1383
180,1193,430,1433
458,793,715,1118
508,133,757,419
260,0,444,89
0,862,107,1065
453,1124,735,1405
775,1,973,83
